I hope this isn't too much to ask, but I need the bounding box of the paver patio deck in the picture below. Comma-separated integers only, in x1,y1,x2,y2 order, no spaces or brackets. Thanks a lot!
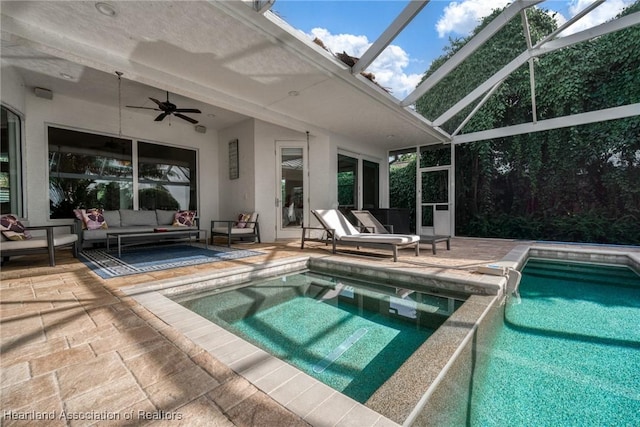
1,238,638,426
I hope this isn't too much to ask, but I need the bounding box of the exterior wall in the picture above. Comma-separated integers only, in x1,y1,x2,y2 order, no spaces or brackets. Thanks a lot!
1,66,26,114
21,90,219,227
218,119,256,219
249,120,390,243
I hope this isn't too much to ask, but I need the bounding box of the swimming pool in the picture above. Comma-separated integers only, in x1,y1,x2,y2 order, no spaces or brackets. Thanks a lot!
469,258,640,426
175,270,466,403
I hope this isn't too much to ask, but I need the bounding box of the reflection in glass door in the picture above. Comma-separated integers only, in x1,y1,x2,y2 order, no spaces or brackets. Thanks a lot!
337,154,357,212
419,168,450,236
277,143,306,239
362,160,379,209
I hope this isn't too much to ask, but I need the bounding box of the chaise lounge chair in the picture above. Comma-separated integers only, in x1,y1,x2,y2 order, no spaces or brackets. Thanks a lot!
350,210,394,233
301,209,420,262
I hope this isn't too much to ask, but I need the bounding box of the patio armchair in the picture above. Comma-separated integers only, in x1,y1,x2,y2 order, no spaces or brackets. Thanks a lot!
0,217,78,266
210,213,260,247
301,209,419,262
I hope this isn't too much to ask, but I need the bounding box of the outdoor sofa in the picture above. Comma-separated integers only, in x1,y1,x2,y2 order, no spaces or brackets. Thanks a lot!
75,209,199,248
301,209,420,262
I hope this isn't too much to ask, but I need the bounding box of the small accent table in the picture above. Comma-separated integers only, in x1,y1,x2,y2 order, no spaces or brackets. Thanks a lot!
106,229,207,258
419,235,451,255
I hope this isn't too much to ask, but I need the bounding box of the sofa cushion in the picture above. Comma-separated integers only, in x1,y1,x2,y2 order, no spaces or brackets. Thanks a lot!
120,209,158,226
0,214,32,241
83,208,108,230
156,210,177,226
173,210,196,227
235,213,251,228
0,233,77,249
103,210,121,228
74,208,108,230
212,227,256,235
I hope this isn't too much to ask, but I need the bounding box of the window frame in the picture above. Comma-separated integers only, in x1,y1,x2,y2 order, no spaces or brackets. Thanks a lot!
47,125,199,218
0,104,24,216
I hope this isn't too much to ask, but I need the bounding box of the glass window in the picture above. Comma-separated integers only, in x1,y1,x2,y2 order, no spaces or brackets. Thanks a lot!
48,127,133,218
338,154,358,210
280,147,304,228
138,142,197,210
1,106,22,215
362,159,379,209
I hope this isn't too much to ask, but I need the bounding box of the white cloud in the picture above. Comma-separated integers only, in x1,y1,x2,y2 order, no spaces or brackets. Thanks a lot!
435,0,510,38
560,0,634,35
309,28,422,99
435,0,634,39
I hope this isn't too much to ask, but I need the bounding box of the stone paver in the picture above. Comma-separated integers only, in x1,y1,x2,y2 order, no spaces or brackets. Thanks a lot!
1,239,637,426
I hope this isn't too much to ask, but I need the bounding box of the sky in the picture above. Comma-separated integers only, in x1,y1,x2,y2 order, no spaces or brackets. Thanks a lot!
271,0,635,99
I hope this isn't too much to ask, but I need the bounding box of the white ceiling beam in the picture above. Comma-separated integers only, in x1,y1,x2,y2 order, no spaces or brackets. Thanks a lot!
520,9,538,124
352,1,430,75
434,12,640,127
451,79,505,137
452,104,640,145
401,0,543,107
536,0,605,46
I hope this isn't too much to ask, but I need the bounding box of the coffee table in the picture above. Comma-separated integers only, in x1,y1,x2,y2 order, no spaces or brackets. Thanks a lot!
106,229,207,257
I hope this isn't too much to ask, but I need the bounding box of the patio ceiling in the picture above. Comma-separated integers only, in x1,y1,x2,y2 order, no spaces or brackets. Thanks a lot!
0,0,447,149
1,1,638,149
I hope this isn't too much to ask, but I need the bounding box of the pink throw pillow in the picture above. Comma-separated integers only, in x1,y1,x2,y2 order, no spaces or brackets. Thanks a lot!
0,214,32,241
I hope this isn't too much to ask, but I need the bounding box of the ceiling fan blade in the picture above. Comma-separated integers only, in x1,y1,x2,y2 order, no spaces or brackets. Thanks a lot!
149,97,163,107
126,105,161,111
174,113,199,124
154,112,169,122
174,108,201,114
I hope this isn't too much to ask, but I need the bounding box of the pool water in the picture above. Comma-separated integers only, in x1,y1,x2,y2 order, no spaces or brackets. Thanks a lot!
177,271,465,402
470,259,640,426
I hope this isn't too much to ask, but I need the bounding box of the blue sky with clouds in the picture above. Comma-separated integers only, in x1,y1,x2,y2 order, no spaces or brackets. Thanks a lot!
272,0,634,99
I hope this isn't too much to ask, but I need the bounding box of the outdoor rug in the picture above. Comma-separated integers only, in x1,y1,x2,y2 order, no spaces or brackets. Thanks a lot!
79,244,263,279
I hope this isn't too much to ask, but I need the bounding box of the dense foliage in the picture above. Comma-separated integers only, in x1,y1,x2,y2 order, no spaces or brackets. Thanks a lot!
394,2,640,244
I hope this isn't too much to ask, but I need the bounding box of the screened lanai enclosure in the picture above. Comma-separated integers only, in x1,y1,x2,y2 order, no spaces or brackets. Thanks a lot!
1,0,638,245
371,0,640,244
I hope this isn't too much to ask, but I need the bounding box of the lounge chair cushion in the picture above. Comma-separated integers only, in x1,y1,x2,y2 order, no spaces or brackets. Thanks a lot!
313,209,360,238
340,234,419,244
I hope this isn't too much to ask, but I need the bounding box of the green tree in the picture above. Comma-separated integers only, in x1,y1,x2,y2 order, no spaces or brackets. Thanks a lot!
408,2,640,244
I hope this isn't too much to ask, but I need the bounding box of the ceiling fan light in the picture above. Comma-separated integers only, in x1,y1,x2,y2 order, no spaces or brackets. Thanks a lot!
95,2,117,17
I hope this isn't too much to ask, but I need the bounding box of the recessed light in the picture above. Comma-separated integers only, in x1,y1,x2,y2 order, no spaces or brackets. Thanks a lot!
207,113,215,118
95,2,117,17
59,72,74,80
288,90,299,97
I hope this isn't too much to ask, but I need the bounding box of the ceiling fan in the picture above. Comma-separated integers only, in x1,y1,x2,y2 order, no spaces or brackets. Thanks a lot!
126,91,201,124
